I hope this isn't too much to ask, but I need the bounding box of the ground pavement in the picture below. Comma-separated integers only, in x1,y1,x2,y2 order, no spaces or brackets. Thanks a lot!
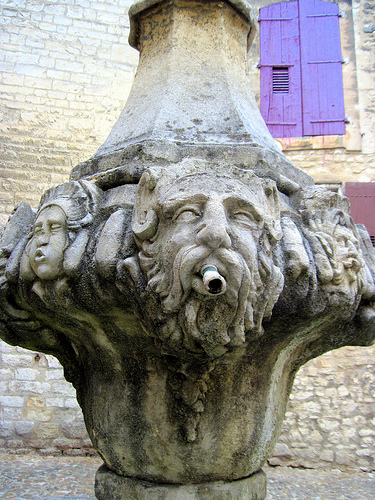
0,454,374,499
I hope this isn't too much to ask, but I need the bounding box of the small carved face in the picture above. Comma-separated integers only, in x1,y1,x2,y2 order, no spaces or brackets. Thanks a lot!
27,205,67,280
330,221,363,287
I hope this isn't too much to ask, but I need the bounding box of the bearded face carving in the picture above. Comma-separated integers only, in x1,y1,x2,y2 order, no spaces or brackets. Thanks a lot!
130,161,284,358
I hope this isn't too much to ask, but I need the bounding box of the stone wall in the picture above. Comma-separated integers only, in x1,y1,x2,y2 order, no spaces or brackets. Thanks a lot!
0,0,137,225
354,0,375,155
0,343,94,456
0,0,374,471
0,0,135,456
272,346,375,472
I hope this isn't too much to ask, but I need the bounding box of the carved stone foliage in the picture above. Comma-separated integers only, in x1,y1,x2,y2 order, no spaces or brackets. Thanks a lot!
0,160,374,485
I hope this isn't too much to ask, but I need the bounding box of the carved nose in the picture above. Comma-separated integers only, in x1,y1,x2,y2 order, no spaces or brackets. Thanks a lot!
35,232,49,246
196,223,231,249
195,204,231,249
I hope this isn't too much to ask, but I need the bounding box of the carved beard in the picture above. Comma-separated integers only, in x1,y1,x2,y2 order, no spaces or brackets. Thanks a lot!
139,242,283,358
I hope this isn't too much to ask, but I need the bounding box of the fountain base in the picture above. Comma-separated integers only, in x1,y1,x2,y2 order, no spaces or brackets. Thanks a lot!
95,465,267,500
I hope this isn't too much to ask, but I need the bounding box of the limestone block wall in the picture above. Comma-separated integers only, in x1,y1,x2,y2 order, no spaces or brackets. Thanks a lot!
0,0,137,225
0,0,135,456
272,346,375,472
354,0,375,155
0,343,94,456
0,0,374,471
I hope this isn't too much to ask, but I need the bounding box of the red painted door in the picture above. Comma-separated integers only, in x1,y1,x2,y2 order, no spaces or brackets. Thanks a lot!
345,183,375,243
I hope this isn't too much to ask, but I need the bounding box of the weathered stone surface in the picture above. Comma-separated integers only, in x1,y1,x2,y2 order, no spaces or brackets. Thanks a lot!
0,156,374,489
95,465,267,500
0,1,375,499
71,0,312,194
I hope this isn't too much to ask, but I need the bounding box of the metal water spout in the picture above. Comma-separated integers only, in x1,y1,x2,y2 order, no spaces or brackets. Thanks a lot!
201,265,227,294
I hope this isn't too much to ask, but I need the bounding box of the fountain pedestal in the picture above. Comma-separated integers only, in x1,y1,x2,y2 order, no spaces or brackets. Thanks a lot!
95,466,267,500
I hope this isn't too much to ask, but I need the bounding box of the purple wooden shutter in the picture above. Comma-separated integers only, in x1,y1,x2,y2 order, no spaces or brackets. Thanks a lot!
345,183,375,244
259,1,303,138
299,0,346,135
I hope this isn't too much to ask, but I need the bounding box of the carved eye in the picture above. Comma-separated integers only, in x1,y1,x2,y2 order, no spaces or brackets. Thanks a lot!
33,225,43,236
231,211,258,228
50,223,63,232
173,206,201,223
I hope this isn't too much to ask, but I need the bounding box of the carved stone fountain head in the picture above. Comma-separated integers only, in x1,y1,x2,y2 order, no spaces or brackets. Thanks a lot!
1,1,374,499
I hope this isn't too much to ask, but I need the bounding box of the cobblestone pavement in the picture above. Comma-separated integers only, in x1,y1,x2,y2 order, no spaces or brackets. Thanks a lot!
0,453,374,499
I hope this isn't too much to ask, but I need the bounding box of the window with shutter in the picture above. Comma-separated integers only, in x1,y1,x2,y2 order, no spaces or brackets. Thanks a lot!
259,1,302,138
345,183,375,246
259,0,346,138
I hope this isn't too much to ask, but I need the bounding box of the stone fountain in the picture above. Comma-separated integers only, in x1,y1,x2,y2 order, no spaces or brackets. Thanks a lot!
1,1,374,498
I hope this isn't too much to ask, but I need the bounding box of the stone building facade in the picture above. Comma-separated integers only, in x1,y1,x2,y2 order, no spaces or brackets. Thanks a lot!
0,0,374,471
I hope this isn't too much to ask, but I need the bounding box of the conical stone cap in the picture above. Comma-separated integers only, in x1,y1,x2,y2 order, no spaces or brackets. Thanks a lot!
71,0,313,194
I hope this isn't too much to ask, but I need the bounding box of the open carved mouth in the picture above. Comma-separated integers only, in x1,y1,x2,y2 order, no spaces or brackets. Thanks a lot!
34,249,46,262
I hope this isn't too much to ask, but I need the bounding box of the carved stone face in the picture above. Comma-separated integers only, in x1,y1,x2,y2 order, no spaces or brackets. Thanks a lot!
134,168,283,356
331,222,363,285
156,175,265,298
27,205,67,280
